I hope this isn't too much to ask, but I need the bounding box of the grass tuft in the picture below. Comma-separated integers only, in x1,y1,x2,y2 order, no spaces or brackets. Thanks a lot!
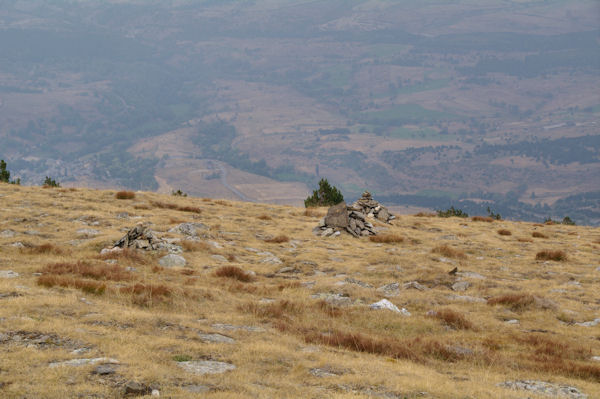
215,266,254,282
264,235,290,243
369,234,404,243
115,191,135,200
472,216,493,222
429,308,474,330
532,231,548,238
536,250,567,261
497,229,512,236
487,294,535,311
24,243,67,255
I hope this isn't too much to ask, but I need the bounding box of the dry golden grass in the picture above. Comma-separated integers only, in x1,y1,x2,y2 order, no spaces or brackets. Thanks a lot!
532,231,548,238
369,233,404,243
431,244,466,259
536,249,568,261
0,183,599,399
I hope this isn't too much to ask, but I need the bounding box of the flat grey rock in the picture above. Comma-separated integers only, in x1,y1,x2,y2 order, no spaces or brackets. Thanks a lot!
176,360,235,375
198,333,235,344
211,323,265,332
169,223,208,237
183,385,212,393
575,318,600,327
309,367,341,377
77,228,99,236
49,357,119,368
159,254,186,267
211,255,228,262
377,282,400,297
312,292,352,306
403,281,427,291
369,299,410,316
0,270,19,278
451,281,471,292
498,380,587,399
0,230,16,238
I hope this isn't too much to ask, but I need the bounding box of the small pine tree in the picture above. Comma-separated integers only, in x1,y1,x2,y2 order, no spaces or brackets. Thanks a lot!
0,160,20,185
561,216,576,226
437,206,468,218
304,178,344,207
43,176,60,188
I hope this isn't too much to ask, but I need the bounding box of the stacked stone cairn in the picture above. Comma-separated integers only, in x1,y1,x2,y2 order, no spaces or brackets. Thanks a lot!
101,223,181,254
351,191,395,223
313,192,395,238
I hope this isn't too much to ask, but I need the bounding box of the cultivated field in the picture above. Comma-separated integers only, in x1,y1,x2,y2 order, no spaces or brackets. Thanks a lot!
0,183,599,398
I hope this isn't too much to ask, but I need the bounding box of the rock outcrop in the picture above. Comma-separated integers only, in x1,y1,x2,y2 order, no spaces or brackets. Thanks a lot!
102,224,181,254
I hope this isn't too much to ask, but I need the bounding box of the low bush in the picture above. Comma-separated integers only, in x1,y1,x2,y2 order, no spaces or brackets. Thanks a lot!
257,214,272,220
369,234,404,243
24,243,66,255
428,308,474,330
532,231,548,238
487,294,535,311
264,235,290,243
37,275,106,295
215,266,254,282
472,216,493,222
116,191,135,200
497,229,512,236
437,206,468,218
536,250,567,261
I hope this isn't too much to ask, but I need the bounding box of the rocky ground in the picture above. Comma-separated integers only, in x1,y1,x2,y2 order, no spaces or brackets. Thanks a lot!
0,184,599,398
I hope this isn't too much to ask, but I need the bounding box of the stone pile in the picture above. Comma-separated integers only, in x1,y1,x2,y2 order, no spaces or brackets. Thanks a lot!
312,202,376,237
101,224,181,254
313,193,396,238
351,191,395,223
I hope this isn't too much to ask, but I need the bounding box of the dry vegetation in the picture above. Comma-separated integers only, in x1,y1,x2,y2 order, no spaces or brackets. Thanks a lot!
0,183,599,399
115,190,136,200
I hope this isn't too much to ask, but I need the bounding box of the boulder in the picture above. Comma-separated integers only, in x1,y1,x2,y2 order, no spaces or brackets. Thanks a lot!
324,202,349,228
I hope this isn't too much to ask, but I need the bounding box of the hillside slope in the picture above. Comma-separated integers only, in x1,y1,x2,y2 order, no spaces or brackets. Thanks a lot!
0,184,599,398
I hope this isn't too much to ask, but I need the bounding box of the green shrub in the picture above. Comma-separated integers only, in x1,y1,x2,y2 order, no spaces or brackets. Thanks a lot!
171,189,188,197
561,216,576,226
437,206,468,218
304,178,344,208
0,160,20,185
43,176,60,188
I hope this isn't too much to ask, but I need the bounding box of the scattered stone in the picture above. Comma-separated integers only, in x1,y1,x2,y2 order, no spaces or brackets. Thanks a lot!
344,278,373,288
312,293,352,306
591,356,600,362
183,385,212,393
505,319,519,324
0,230,16,238
0,292,22,299
403,281,427,291
309,366,345,377
278,266,298,274
498,380,587,399
211,255,228,263
10,242,24,248
0,331,82,349
124,381,151,397
575,318,600,327
448,345,473,356
324,202,349,229
159,254,186,267
211,324,265,332
49,357,119,368
177,360,235,375
151,389,160,397
457,271,485,279
93,363,118,375
76,228,99,237
0,270,18,278
377,283,400,297
116,212,129,219
451,281,471,292
198,333,235,344
369,299,410,316
261,256,283,265
169,222,208,237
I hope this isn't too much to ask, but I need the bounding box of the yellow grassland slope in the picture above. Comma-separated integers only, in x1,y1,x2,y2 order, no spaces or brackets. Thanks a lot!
0,183,598,398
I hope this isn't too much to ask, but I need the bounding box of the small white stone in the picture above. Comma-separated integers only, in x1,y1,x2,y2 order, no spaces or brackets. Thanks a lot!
151,389,160,396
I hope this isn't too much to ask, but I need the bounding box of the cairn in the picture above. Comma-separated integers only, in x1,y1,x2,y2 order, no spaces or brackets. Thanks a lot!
313,193,396,238
351,191,395,223
101,224,181,254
